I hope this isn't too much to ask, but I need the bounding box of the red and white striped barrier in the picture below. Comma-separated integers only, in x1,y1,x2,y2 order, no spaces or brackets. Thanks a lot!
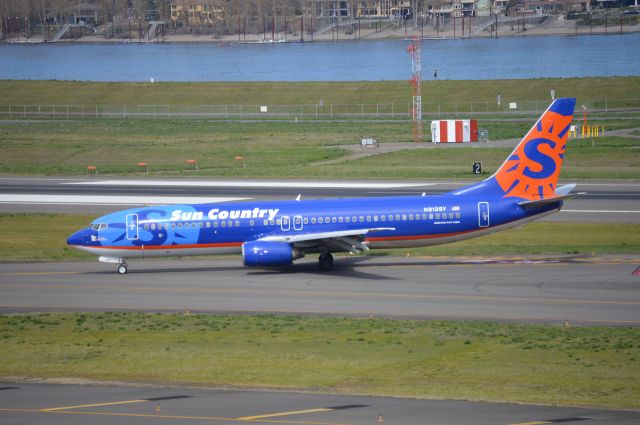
431,119,478,143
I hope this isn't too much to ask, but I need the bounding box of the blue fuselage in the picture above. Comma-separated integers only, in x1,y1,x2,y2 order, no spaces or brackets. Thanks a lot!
67,193,561,259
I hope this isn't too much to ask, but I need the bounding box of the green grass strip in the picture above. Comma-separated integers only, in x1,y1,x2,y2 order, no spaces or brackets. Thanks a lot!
1,117,638,178
1,78,639,106
1,313,639,409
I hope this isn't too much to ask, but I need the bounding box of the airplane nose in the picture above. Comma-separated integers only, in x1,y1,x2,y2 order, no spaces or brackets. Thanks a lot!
67,229,90,246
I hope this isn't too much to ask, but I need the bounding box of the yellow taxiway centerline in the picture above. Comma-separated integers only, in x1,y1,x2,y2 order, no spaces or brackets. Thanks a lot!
0,407,352,425
40,399,148,411
2,283,640,307
237,408,333,420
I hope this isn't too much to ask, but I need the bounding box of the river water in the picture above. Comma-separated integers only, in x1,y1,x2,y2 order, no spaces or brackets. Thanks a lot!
1,34,638,81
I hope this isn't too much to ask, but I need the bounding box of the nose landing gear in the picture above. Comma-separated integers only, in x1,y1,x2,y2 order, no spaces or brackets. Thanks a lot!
117,261,128,274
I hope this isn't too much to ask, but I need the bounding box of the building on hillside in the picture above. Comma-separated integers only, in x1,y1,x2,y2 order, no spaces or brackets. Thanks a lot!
308,1,412,18
524,0,587,14
66,2,99,25
170,0,225,24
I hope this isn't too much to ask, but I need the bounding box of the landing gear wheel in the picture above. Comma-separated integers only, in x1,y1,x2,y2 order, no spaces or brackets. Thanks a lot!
318,253,334,272
117,264,128,274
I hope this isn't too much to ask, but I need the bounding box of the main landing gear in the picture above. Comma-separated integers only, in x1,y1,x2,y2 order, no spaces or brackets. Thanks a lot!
117,261,128,275
318,252,334,271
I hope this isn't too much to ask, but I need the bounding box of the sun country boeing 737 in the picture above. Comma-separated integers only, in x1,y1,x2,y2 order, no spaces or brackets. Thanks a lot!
68,98,578,274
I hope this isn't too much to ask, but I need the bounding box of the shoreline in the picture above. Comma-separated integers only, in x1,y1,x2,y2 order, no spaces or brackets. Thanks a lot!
3,15,639,45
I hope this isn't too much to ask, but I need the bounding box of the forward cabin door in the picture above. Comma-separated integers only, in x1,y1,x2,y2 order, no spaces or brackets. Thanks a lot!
126,214,139,240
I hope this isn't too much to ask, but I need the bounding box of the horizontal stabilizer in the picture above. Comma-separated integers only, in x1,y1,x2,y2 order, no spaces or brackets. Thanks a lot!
518,191,585,210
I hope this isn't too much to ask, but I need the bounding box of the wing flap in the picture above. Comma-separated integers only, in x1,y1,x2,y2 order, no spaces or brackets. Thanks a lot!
258,227,395,243
258,227,395,254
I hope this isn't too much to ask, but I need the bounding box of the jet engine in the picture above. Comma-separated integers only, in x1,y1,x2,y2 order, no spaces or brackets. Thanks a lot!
242,241,302,267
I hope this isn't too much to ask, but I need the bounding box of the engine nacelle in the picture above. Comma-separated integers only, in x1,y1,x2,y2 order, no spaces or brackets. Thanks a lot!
242,241,302,267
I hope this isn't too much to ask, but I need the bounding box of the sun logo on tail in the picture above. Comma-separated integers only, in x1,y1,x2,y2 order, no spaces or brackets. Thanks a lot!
495,110,572,201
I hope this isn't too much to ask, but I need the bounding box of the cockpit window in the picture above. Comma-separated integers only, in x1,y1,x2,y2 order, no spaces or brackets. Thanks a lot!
90,223,108,231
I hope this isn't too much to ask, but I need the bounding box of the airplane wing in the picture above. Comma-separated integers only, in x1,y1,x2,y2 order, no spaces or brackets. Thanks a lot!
518,184,585,210
258,227,395,254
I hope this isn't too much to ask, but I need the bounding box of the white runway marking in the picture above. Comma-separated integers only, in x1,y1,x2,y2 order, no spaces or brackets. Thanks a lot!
65,179,433,189
0,195,248,205
562,209,640,214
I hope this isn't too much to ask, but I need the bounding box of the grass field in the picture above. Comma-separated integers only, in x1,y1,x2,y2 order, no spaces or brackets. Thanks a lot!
1,118,638,178
1,213,638,262
1,78,639,178
1,78,639,106
1,313,639,409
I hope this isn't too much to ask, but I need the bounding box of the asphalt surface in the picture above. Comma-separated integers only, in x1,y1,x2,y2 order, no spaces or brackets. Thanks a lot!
1,382,638,425
0,176,638,223
1,256,639,326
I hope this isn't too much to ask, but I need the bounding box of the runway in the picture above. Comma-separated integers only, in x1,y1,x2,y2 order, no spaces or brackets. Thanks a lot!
1,382,638,425
0,176,639,222
1,255,639,326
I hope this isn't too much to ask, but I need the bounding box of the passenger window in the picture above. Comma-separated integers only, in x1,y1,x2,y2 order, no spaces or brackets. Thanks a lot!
456,213,460,219
345,217,351,223
221,221,226,228
395,215,400,221
331,217,337,223
436,213,440,219
352,216,357,222
311,217,316,224
234,221,240,227
263,220,269,226
359,216,364,222
366,216,371,222
304,218,308,224
409,214,414,220
143,224,149,230
402,214,407,221
373,215,378,222
318,217,324,224
429,214,433,219
228,221,233,227
338,217,343,223
206,222,211,228
422,213,427,220
250,220,255,226
449,213,454,219
381,215,386,221
171,223,176,229
214,221,219,228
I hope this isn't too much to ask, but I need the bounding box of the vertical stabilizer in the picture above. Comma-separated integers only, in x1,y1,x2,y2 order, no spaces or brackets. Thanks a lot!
492,98,576,200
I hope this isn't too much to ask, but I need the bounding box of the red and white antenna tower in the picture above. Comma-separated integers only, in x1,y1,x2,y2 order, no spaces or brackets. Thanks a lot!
407,37,423,143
